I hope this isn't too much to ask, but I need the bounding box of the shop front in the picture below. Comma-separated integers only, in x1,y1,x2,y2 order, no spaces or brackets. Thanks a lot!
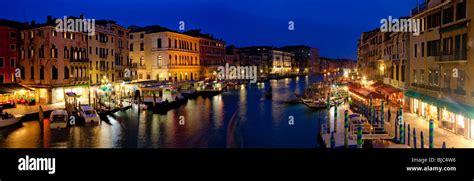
51,85,90,104
406,90,474,140
0,83,35,108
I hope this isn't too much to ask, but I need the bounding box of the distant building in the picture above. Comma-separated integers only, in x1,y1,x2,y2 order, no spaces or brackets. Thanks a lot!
269,49,294,75
225,45,241,66
129,25,201,82
279,45,320,74
320,57,356,72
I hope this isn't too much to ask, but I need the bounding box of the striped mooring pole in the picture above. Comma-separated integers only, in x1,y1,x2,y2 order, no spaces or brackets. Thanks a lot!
344,110,349,148
381,100,384,129
442,142,446,149
407,124,411,146
429,119,434,149
334,104,338,133
420,131,425,149
398,106,404,144
357,124,363,149
403,122,407,144
413,128,417,149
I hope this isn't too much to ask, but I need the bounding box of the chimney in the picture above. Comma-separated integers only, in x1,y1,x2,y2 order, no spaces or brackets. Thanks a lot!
31,20,36,26
47,16,52,23
80,14,84,19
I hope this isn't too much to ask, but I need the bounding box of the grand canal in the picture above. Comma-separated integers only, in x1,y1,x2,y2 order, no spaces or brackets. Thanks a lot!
0,76,327,148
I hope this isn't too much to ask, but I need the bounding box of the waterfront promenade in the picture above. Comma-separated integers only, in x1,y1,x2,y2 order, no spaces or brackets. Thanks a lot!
383,104,474,148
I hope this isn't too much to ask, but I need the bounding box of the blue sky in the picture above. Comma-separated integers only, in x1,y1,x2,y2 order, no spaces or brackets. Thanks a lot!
2,0,417,59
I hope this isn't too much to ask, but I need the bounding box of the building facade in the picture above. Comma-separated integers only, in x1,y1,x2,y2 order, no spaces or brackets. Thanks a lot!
0,19,24,84
129,26,201,82
19,17,90,104
184,30,226,81
406,0,474,139
269,50,294,75
89,20,130,84
279,45,320,75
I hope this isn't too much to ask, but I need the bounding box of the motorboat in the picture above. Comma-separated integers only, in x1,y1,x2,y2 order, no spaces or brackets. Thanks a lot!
80,105,100,123
49,110,68,129
0,112,23,128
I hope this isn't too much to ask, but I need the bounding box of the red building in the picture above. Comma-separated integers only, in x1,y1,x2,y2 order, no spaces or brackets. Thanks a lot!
0,19,24,83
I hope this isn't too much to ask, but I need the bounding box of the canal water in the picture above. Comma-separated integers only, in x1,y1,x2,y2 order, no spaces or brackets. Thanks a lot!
0,75,326,148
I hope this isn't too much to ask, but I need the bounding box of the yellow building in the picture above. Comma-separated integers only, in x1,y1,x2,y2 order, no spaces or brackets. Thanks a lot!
407,0,474,139
129,25,200,82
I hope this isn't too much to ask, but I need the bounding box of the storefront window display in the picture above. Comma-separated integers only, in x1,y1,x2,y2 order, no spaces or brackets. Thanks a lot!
456,114,465,136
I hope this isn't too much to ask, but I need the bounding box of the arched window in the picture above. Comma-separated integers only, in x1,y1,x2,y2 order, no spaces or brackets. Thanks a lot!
20,66,25,79
39,45,45,58
157,56,162,67
28,46,34,59
64,46,69,59
129,43,134,51
72,48,76,60
20,47,25,59
51,44,57,58
64,66,70,79
157,38,162,48
40,66,44,80
52,66,58,80
30,66,34,80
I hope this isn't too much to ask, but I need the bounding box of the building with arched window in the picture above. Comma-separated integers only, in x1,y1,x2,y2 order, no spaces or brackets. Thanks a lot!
129,25,201,82
18,16,90,104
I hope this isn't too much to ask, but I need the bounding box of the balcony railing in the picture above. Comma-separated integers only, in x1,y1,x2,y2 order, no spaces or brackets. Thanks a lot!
435,49,467,62
441,87,451,94
71,77,90,82
454,88,467,96
412,1,428,15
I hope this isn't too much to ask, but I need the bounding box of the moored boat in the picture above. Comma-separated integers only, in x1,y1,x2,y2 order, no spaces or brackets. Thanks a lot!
0,112,23,128
49,110,68,129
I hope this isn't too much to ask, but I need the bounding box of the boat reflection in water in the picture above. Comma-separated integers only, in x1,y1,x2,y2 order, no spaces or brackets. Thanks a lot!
0,75,326,148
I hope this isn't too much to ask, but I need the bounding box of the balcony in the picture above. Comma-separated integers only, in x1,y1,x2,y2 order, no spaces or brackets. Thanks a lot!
454,88,467,96
383,55,391,61
71,77,90,82
412,2,427,15
441,87,451,94
435,49,467,63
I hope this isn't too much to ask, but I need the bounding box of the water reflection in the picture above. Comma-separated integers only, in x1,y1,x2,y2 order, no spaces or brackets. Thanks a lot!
0,75,324,148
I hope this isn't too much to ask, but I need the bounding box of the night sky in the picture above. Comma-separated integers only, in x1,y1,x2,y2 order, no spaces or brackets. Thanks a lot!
2,0,417,59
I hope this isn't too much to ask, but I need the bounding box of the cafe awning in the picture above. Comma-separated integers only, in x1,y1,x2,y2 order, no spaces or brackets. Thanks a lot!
378,85,402,95
0,83,33,94
405,90,474,119
349,85,384,100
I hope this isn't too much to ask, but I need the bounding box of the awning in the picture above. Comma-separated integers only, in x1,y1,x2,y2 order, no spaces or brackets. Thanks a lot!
405,90,474,119
349,85,384,100
0,83,33,94
378,85,402,95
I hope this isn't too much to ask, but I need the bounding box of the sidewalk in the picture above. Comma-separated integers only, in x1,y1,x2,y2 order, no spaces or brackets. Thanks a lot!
383,105,474,148
321,102,358,148
3,98,89,116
